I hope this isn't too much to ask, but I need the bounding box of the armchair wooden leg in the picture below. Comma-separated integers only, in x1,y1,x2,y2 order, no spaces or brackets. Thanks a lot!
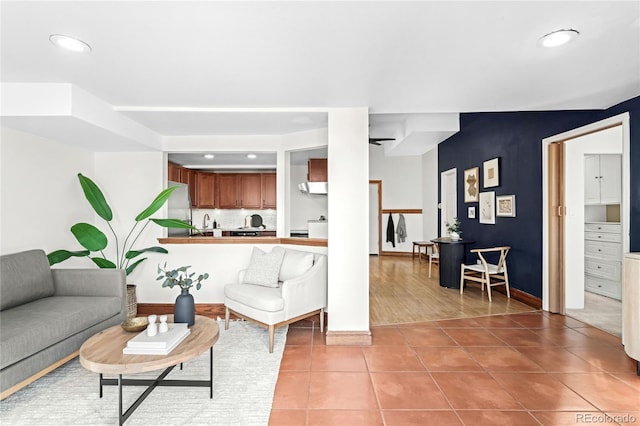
320,308,325,332
460,265,465,294
429,257,433,278
268,324,275,354
224,306,230,330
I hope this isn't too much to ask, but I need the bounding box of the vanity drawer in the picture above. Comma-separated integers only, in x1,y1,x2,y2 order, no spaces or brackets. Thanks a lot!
585,258,621,281
584,240,622,259
584,223,621,234
584,231,622,243
585,275,621,300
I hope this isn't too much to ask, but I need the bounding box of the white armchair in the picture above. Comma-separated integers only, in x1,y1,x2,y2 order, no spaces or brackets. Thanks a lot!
224,248,327,352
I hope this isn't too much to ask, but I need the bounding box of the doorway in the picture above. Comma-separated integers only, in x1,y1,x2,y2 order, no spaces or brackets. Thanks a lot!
543,113,630,334
440,168,457,236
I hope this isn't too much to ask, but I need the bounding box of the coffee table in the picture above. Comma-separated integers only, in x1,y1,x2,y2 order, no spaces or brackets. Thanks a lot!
80,315,219,425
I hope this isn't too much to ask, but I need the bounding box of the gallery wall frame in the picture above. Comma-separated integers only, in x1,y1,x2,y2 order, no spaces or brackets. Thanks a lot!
483,157,500,188
479,191,496,224
464,167,480,202
497,194,516,217
468,206,476,219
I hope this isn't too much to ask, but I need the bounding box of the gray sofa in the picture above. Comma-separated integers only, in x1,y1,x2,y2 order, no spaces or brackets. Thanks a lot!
0,249,127,398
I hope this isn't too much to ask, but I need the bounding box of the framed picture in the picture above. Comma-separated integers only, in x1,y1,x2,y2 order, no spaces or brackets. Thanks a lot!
483,157,500,188
468,206,476,219
464,167,480,202
496,195,516,217
479,191,496,224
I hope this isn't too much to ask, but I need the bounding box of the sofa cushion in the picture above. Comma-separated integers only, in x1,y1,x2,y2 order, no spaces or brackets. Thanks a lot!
224,283,284,312
0,295,121,369
242,247,285,288
279,249,315,282
0,249,55,311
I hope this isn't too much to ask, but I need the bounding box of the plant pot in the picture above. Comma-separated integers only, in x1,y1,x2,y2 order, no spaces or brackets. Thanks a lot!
450,232,461,240
126,284,137,319
174,288,195,326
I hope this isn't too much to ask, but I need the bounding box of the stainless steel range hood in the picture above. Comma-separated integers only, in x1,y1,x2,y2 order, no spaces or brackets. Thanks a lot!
298,181,328,195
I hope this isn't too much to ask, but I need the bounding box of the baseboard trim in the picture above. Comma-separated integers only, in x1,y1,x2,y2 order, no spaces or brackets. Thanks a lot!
380,251,412,257
490,287,542,309
325,330,372,346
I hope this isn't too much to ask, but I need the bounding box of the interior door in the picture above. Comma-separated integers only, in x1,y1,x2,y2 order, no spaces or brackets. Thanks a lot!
440,168,457,236
369,182,381,255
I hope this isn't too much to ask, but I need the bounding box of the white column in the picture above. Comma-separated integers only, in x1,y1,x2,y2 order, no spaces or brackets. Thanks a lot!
326,108,371,344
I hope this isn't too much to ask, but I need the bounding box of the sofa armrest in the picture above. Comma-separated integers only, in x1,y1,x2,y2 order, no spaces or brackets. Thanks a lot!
281,255,327,318
52,269,126,298
238,269,247,283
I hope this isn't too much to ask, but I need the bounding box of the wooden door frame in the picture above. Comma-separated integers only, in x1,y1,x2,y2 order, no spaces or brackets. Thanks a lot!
440,168,457,236
542,113,630,313
369,180,382,255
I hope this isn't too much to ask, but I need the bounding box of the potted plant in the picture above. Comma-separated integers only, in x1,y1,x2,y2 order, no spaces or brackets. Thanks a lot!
446,217,462,240
157,263,209,326
47,173,195,317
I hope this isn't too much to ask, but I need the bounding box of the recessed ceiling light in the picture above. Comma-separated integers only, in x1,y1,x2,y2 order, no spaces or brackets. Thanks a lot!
247,154,257,159
538,29,579,48
49,34,92,53
203,154,215,159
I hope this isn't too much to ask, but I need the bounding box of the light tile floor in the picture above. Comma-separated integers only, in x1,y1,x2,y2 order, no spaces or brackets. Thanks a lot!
269,312,639,426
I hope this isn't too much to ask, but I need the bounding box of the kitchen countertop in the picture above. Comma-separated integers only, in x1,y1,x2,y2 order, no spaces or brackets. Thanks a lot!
158,237,328,247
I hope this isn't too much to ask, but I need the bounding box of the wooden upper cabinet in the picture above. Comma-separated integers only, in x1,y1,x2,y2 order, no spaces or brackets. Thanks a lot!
187,169,197,207
239,174,262,209
217,174,240,209
308,158,328,182
261,173,277,209
195,172,216,208
168,162,182,182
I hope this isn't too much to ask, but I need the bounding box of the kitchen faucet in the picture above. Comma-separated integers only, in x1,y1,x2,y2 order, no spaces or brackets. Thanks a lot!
202,213,210,229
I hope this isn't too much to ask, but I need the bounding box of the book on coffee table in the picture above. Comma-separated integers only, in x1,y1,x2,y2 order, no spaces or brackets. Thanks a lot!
123,323,190,355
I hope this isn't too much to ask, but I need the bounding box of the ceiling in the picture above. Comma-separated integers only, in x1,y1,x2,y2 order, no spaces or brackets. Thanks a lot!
2,1,639,155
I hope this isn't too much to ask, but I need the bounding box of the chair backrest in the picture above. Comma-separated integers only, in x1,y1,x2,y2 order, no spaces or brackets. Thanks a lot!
471,246,510,272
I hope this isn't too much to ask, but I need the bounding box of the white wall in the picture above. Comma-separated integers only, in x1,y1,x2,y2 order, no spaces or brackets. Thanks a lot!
327,108,370,332
0,127,94,258
289,164,328,230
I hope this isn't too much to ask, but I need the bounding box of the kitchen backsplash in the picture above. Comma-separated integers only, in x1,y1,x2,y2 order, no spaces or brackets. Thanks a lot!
192,209,277,230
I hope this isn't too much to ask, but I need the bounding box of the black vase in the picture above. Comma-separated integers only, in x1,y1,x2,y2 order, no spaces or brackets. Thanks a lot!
174,288,195,326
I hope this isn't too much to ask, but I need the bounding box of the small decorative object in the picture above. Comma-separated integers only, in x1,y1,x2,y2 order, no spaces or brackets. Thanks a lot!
468,206,476,219
120,316,149,332
157,263,209,326
445,217,462,240
483,158,500,188
464,167,480,202
146,315,158,337
496,195,516,217
158,315,169,333
479,191,496,224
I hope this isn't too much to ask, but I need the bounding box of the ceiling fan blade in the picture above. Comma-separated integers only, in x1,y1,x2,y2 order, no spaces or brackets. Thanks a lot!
368,137,395,145
368,139,381,145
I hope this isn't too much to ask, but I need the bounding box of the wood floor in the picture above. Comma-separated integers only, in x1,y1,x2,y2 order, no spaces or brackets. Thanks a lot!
369,255,537,326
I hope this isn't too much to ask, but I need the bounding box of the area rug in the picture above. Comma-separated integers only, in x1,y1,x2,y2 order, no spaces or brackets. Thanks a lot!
0,320,287,426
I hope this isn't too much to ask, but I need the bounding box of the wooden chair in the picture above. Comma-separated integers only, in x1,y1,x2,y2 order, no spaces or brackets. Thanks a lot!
428,243,440,278
460,246,510,302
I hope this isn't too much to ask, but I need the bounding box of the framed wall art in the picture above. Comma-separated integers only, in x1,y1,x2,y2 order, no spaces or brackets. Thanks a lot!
464,167,479,202
468,206,476,219
479,191,496,224
496,194,516,217
483,157,500,188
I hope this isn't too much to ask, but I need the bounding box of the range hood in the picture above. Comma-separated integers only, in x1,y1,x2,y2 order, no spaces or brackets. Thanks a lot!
298,181,328,195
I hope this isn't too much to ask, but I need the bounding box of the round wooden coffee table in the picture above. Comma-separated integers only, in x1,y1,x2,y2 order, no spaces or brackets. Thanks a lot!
80,315,219,425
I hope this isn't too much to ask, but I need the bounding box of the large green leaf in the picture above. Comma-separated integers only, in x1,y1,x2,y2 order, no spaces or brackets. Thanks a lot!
91,257,117,269
47,249,90,266
71,223,108,251
125,246,169,259
78,173,113,221
125,258,147,276
135,186,179,222
150,218,196,229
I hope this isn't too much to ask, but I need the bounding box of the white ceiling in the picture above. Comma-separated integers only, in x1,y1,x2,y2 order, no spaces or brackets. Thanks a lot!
2,1,639,154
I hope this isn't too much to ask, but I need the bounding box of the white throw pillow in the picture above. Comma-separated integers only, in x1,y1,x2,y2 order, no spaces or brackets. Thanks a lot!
242,247,285,288
279,249,314,282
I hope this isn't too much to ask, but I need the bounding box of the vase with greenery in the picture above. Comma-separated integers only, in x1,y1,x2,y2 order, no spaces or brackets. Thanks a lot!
157,263,209,326
446,217,462,240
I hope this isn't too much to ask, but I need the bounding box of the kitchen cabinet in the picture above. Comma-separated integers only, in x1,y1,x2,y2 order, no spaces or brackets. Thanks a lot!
584,154,621,205
584,222,621,300
307,159,327,182
217,174,262,209
195,172,216,208
168,162,182,182
261,173,277,209
187,169,197,207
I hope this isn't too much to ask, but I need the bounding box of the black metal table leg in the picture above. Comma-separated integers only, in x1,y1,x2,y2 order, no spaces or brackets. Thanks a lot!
209,347,213,398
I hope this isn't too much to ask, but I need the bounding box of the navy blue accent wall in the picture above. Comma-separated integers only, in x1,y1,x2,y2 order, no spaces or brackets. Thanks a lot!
438,96,640,299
